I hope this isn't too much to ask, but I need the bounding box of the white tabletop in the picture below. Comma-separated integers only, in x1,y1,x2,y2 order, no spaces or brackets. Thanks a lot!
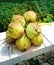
0,22,54,65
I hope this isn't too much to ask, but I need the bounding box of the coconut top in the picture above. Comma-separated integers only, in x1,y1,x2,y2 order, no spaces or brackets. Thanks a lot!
8,22,20,28
12,15,25,21
29,23,41,33
25,11,36,16
11,15,26,27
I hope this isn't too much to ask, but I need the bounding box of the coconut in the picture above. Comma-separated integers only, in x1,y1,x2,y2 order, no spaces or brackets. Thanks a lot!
24,11,37,23
31,34,43,46
8,22,24,39
16,34,31,51
26,23,42,39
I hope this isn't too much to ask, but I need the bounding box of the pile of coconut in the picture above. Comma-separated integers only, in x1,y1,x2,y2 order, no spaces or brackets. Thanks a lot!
6,11,43,51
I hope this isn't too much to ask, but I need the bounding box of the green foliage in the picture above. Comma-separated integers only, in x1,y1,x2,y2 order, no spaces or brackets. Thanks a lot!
0,0,54,32
43,14,54,23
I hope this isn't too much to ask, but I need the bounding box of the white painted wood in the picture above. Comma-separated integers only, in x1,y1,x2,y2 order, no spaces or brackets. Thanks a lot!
41,25,54,46
0,22,54,65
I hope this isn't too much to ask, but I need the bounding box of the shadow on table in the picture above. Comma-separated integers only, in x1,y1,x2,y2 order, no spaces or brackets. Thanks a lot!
0,40,16,57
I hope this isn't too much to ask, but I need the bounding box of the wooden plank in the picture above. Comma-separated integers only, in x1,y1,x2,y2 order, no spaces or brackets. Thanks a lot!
41,25,54,46
0,32,6,41
0,40,44,65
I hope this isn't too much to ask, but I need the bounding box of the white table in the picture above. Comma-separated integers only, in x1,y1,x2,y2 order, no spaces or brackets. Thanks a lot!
0,22,54,65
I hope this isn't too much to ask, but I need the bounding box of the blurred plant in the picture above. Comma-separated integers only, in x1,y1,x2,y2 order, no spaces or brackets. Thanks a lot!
0,0,54,32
